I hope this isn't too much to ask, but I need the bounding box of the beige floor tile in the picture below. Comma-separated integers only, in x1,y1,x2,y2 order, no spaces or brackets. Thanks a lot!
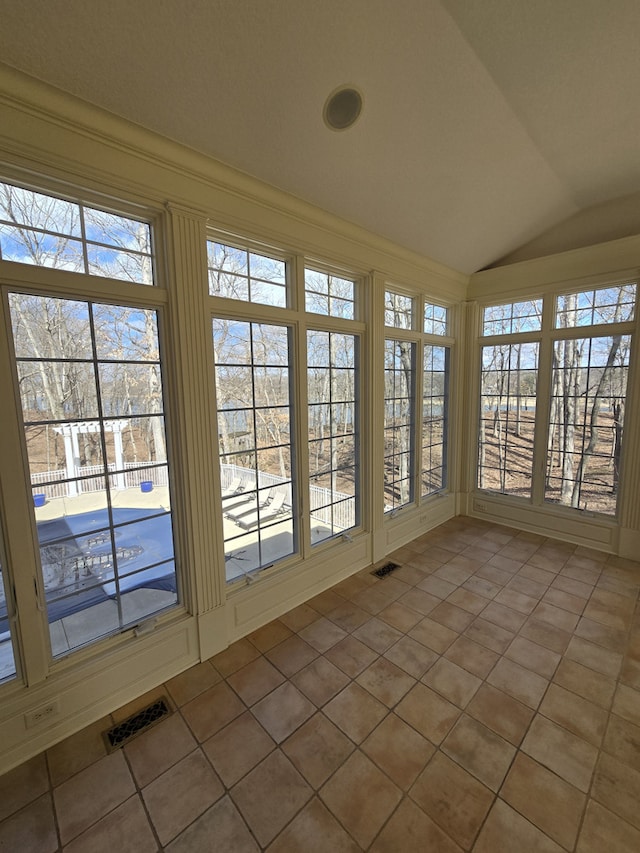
487,657,549,709
398,588,440,616
320,751,402,849
409,750,493,849
602,713,640,769
539,683,608,746
396,683,460,744
370,797,463,853
505,635,561,678
323,682,388,743
553,657,616,708
475,564,512,587
165,660,221,707
63,795,156,853
351,584,398,615
542,586,587,615
565,635,623,678
508,574,548,600
575,616,628,652
576,799,640,853
442,714,516,792
0,794,58,853
520,565,556,587
591,751,640,830
433,563,475,587
0,753,49,822
298,616,348,653
444,635,499,679
265,635,319,677
352,617,404,654
247,619,292,652
552,574,594,599
267,797,360,853
429,601,476,632
202,711,275,787
211,638,261,677
377,600,424,632
325,601,371,632
521,714,598,792
227,655,286,706
532,601,580,633
417,574,458,600
142,749,223,846
325,635,378,677
181,681,246,742
362,712,435,790
54,750,136,845
466,683,534,746
307,588,347,615
501,752,585,850
279,603,320,632
473,798,563,853
282,713,354,788
480,601,528,633
612,682,640,726
487,553,523,575
464,617,514,654
356,656,416,707
291,655,350,706
124,712,197,787
409,616,458,653
47,716,111,788
422,657,482,708
463,575,502,599
383,635,438,678
493,586,539,615
446,587,489,615
231,751,312,847
520,617,572,654
251,682,316,744
166,796,259,853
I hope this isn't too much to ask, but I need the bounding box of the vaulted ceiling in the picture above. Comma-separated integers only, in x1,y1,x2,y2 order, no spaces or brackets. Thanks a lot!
1,0,639,274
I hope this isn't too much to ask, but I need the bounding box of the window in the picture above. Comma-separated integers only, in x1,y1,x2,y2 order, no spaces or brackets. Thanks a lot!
213,319,296,580
478,342,539,497
307,331,359,542
0,526,17,683
305,269,355,319
422,345,449,495
384,290,413,329
8,293,178,656
478,283,636,516
384,339,416,510
0,181,154,284
424,301,448,336
207,240,287,307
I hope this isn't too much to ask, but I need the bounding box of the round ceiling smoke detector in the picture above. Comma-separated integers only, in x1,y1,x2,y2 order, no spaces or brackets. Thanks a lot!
323,86,363,131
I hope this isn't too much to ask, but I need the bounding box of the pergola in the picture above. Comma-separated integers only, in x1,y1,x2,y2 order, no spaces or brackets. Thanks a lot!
53,421,126,495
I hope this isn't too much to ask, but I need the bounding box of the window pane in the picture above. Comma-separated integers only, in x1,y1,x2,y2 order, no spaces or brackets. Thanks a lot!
384,290,413,329
0,181,154,284
422,345,449,496
556,284,636,328
424,302,448,336
9,293,178,657
483,300,542,335
384,339,415,510
214,319,296,581
545,336,630,514
208,241,288,307
0,527,17,683
478,342,539,497
305,269,355,318
307,331,359,542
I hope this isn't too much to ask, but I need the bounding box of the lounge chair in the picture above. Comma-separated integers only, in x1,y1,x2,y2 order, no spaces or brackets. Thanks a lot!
220,477,242,498
236,491,287,530
225,489,273,523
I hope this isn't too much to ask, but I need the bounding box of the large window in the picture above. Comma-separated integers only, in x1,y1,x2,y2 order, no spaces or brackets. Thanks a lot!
0,527,17,683
384,339,416,510
8,292,178,656
0,181,154,284
207,240,287,307
422,345,449,495
213,319,295,580
478,283,636,516
307,331,359,542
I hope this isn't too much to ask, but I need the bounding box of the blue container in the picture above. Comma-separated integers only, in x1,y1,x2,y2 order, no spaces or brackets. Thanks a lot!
140,481,154,493
33,493,46,507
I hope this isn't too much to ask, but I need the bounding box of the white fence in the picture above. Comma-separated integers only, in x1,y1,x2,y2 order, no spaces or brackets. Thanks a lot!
220,464,356,531
31,462,168,500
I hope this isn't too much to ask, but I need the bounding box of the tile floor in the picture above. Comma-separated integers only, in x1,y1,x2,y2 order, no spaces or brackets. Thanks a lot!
1,517,640,851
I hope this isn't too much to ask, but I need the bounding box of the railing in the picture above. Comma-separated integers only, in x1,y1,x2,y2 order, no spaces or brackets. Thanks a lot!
31,462,169,500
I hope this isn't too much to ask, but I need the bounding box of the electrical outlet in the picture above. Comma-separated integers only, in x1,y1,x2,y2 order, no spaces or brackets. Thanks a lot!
24,699,60,729
475,501,487,512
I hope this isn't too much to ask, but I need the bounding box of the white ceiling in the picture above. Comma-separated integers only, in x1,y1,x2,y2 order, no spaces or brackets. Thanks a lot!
1,0,639,274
